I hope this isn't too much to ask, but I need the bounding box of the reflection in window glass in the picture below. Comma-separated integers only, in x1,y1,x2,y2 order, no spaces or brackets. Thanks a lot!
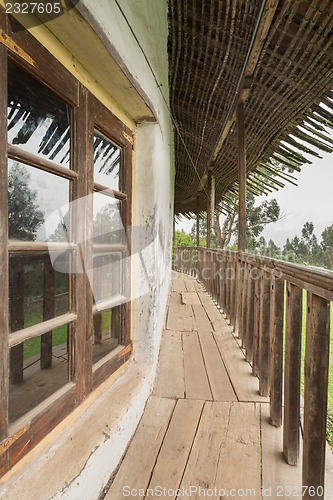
93,192,123,245
94,129,121,190
92,306,121,364
7,60,71,166
8,159,70,242
8,254,70,334
92,253,122,304
8,326,70,423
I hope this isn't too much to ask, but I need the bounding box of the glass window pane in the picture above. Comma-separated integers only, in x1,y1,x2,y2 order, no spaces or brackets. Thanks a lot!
93,192,123,245
9,254,70,334
8,326,70,423
8,159,70,242
92,252,122,304
94,129,121,191
7,60,71,166
92,306,121,364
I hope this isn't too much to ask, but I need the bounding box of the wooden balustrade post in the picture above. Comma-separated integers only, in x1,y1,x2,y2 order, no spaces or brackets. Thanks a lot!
252,268,260,377
283,283,302,465
229,254,236,328
222,252,227,314
9,259,24,384
196,196,200,247
225,253,230,319
41,259,55,369
302,293,330,498
269,275,284,427
241,262,249,348
259,270,271,396
246,264,255,363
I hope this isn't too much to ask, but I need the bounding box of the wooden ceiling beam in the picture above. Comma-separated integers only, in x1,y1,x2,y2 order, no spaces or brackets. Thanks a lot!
177,0,280,208
211,0,280,163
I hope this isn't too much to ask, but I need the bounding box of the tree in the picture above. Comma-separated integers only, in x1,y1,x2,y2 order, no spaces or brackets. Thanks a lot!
8,162,44,240
190,217,218,248
211,193,282,250
321,223,333,269
301,221,315,262
175,230,194,247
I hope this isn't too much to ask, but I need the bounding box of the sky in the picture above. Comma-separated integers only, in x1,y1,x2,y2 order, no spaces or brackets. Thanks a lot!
176,146,333,250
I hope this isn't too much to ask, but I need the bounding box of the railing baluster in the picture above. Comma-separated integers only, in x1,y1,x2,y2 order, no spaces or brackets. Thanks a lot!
283,282,302,465
225,252,231,320
252,267,260,377
229,254,236,328
302,293,330,498
269,274,284,427
241,261,248,348
246,264,255,363
259,270,271,397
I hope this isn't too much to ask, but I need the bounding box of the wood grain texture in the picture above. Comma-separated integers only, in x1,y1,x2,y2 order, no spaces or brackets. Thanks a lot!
148,399,203,494
167,304,195,332
0,40,8,444
215,332,269,403
105,397,176,498
215,402,261,498
183,332,212,400
153,331,185,399
198,331,237,402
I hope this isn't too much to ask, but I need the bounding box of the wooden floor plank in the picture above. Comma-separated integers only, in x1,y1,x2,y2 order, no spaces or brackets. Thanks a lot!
192,304,212,331
215,332,269,403
105,397,176,498
148,399,204,494
184,278,196,292
183,332,212,400
168,291,182,306
167,304,195,332
153,331,185,399
261,403,302,499
181,291,201,305
172,277,185,292
215,402,261,498
198,331,237,401
198,292,226,332
180,401,231,494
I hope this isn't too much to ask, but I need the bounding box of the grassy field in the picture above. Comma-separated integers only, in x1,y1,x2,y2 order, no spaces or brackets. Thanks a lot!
21,309,112,361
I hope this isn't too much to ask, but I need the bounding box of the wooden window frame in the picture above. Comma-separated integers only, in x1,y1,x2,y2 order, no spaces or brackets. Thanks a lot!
0,11,133,476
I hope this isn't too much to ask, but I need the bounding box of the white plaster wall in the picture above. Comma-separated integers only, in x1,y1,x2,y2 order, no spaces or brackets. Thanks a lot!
0,1,174,498
77,0,174,365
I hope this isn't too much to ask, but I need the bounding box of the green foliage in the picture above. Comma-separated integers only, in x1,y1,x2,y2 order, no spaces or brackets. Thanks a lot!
175,230,195,247
8,163,44,241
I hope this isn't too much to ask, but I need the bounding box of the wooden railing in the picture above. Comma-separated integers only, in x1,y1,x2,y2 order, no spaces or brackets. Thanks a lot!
173,246,333,499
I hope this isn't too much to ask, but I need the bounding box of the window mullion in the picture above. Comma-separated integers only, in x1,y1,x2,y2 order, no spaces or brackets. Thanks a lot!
0,41,9,443
72,85,94,402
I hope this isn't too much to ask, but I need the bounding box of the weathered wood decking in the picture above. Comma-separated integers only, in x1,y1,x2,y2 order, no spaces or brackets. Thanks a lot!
104,272,333,499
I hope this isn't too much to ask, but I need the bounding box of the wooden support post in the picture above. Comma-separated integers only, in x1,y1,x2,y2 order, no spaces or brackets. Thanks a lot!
252,268,260,377
259,271,270,396
9,260,24,384
269,275,284,427
229,254,236,327
237,101,246,253
206,168,212,249
241,262,248,348
0,41,8,443
225,253,230,319
302,293,330,497
246,265,255,363
41,259,55,369
173,215,176,247
283,283,302,465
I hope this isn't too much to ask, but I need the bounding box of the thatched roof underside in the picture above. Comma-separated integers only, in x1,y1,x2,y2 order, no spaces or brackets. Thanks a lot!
168,0,333,216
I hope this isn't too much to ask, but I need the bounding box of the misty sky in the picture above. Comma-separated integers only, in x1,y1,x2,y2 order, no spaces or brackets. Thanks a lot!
176,147,333,250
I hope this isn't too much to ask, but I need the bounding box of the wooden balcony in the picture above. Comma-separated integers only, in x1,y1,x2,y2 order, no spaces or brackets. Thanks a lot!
104,263,333,499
